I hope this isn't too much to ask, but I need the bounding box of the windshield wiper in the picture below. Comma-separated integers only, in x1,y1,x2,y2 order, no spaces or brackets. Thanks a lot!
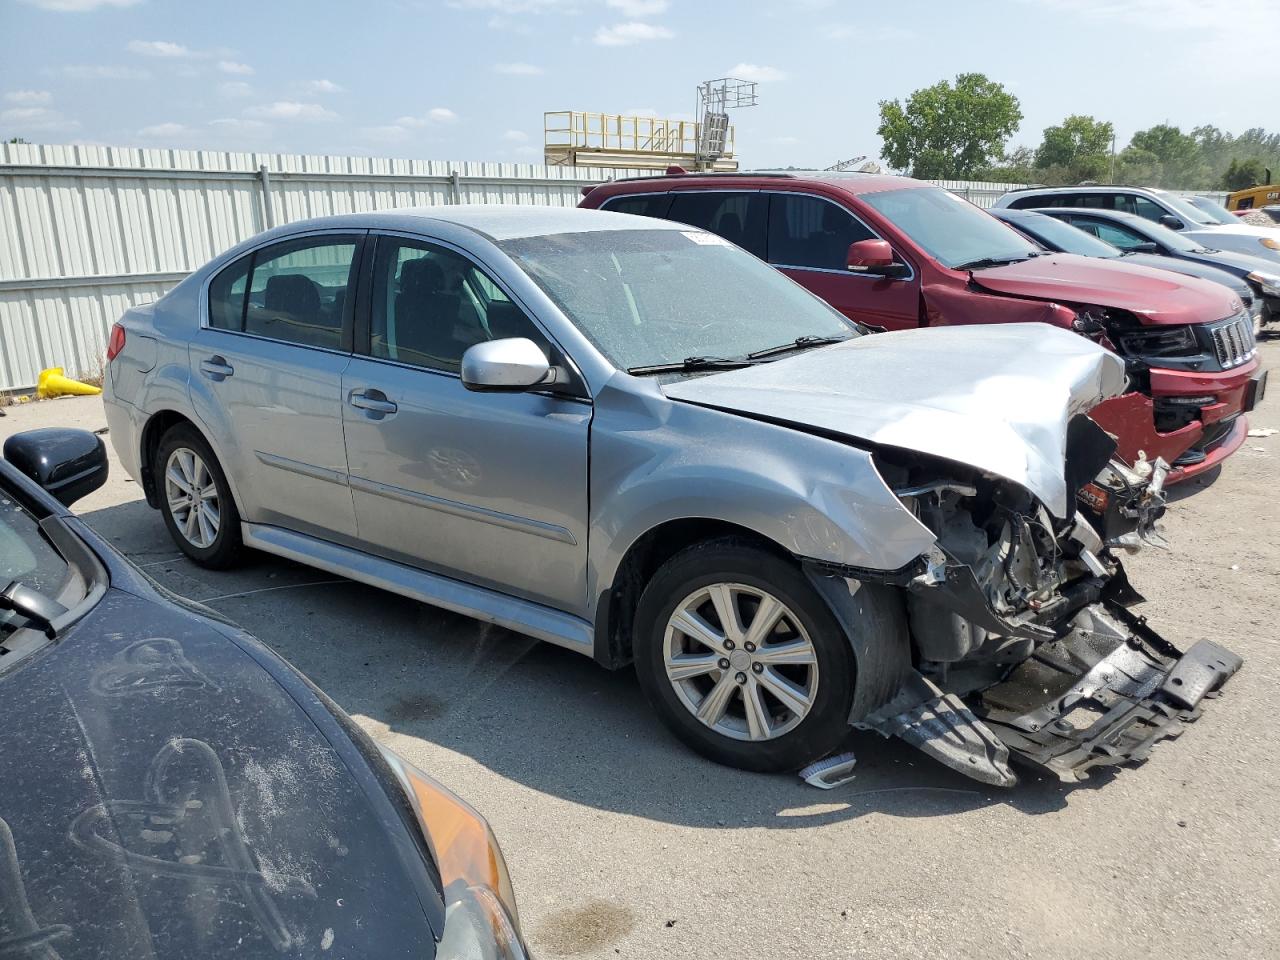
747,334,851,360
953,255,1034,271
627,356,760,375
0,580,67,638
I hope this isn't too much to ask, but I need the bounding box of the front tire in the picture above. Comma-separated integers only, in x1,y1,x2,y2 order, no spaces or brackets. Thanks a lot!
155,424,243,569
633,538,856,772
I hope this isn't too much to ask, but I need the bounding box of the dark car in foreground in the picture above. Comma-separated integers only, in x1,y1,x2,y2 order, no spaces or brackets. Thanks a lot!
580,170,1264,482
0,429,527,959
1031,206,1280,329
991,208,1265,325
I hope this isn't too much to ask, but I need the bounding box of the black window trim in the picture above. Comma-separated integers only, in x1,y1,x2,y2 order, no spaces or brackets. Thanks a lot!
199,228,368,357
356,230,592,402
597,190,675,219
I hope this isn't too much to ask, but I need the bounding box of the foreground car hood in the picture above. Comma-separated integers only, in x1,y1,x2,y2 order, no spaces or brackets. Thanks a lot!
662,324,1126,517
969,253,1242,325
0,586,439,958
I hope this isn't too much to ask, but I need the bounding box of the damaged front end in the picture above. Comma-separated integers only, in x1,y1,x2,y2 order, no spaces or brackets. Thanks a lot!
848,420,1241,787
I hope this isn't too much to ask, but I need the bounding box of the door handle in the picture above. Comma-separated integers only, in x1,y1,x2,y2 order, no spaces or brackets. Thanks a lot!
199,356,234,381
348,389,398,416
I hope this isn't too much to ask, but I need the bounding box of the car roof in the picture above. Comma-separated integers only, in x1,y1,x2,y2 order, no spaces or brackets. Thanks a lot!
273,204,688,242
593,170,929,197
1004,184,1171,196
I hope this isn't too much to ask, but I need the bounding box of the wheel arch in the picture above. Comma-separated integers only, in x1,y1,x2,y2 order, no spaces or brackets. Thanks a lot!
139,409,248,519
591,517,794,670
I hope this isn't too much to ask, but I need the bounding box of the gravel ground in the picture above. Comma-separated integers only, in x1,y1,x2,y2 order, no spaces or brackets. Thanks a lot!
3,337,1277,960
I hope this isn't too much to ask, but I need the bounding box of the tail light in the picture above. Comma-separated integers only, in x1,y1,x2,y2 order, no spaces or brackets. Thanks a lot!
106,322,126,361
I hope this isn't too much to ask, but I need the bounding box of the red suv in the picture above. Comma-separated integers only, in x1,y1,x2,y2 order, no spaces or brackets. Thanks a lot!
581,171,1267,482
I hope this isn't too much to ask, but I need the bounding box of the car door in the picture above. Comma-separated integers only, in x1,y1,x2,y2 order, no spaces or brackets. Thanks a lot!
765,192,919,330
340,233,590,612
189,232,362,541
1065,216,1155,254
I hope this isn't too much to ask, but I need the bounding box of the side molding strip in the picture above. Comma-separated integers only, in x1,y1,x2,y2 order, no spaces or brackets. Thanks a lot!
240,522,594,656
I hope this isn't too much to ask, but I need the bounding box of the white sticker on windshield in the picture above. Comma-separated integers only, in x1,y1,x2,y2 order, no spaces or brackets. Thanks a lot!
682,231,731,246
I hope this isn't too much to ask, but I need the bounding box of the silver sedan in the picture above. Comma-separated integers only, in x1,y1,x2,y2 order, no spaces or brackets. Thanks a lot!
102,205,1236,784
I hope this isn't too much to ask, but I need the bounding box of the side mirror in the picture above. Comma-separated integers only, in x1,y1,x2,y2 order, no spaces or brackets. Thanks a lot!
3,428,108,506
846,239,908,278
1130,241,1160,254
1158,214,1184,230
461,338,554,392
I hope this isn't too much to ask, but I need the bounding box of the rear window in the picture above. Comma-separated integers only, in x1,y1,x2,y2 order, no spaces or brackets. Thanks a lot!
600,193,673,219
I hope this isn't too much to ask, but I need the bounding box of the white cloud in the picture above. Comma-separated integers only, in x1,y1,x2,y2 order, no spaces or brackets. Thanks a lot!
138,122,189,138
18,0,140,10
593,21,673,45
724,63,786,82
514,144,541,157
218,60,254,75
304,79,344,93
606,0,668,15
218,81,253,98
244,101,338,122
427,107,459,123
450,0,575,11
493,62,544,75
4,90,53,105
128,39,197,58
0,106,79,131
57,64,150,80
502,129,529,141
361,124,412,144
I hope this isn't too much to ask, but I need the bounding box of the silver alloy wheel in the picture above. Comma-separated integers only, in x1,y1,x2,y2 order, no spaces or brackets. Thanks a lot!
663,582,819,742
164,447,220,549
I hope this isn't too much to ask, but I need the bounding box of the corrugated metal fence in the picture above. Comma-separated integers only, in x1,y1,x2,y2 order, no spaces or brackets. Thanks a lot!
0,143,1230,392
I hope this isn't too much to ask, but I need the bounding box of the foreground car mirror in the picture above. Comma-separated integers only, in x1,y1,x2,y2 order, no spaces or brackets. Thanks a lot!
847,239,908,278
461,338,554,392
1159,214,1184,230
3,428,108,506
1130,241,1160,254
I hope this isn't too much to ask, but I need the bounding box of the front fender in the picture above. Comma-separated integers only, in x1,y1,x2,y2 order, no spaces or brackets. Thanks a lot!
586,381,937,619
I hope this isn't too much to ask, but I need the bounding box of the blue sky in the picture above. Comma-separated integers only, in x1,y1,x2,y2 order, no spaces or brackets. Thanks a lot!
2,0,1276,169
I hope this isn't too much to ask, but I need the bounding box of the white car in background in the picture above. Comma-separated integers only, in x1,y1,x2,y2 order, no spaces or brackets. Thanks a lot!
994,185,1280,265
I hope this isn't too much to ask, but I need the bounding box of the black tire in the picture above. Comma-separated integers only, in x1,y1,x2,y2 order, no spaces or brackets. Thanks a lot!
154,423,244,569
633,537,856,772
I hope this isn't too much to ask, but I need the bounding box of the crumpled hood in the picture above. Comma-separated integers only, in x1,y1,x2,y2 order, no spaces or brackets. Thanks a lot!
969,253,1242,325
662,323,1127,517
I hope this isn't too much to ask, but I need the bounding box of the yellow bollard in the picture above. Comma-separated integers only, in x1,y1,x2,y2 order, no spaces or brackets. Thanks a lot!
35,367,102,399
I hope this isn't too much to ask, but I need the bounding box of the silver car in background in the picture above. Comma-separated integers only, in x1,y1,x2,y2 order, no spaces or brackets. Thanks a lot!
102,206,1239,786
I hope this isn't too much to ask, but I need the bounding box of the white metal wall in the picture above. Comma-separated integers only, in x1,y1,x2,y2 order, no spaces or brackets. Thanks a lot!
0,142,658,391
0,142,1232,391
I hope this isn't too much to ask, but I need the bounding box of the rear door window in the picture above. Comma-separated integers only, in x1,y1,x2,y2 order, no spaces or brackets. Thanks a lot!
243,238,359,349
1074,218,1148,251
767,193,874,271
600,193,673,219
665,192,767,258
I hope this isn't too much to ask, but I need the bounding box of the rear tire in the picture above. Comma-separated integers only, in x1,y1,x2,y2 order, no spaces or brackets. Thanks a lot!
633,538,856,772
155,424,243,569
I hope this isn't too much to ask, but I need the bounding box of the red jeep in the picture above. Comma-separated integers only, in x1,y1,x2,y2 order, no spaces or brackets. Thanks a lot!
581,171,1266,482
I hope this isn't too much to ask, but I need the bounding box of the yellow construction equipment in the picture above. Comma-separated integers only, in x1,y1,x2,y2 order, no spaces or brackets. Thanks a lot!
36,367,102,399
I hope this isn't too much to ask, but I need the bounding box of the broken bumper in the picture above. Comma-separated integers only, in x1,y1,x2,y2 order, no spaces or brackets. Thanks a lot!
858,602,1243,787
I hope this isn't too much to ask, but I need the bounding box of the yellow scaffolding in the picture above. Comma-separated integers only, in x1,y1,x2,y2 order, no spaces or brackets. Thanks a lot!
543,111,738,171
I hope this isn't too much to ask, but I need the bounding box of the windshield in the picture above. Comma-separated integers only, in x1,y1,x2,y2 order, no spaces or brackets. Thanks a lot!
862,187,1041,269
1015,214,1120,258
500,229,857,371
1187,197,1239,225
0,494,71,640
1157,191,1223,226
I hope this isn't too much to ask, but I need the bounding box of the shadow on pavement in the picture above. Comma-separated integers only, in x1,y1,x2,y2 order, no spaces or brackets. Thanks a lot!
81,501,1127,831
1165,464,1223,504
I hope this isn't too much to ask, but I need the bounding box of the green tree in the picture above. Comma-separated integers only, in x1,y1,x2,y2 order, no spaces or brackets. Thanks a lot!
1126,124,1209,187
1035,115,1114,170
877,73,1023,179
975,144,1036,184
1221,157,1266,191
